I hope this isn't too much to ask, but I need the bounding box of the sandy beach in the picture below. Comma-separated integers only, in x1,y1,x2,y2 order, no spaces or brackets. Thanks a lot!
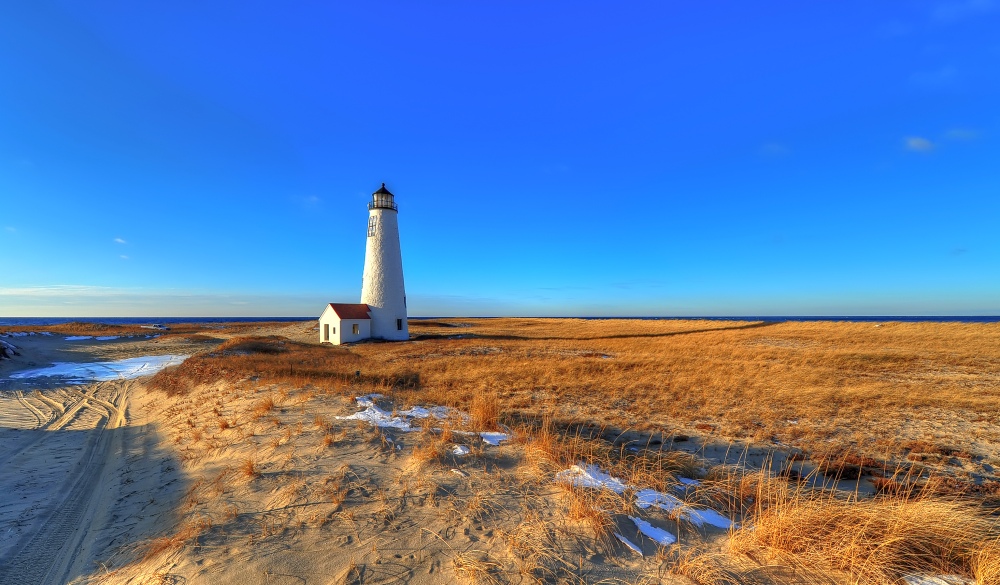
1,319,998,584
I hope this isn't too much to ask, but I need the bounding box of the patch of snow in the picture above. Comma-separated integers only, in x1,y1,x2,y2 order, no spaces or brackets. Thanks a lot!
560,465,734,530
340,396,509,445
684,507,735,530
480,432,510,446
335,404,414,431
903,576,975,585
95,335,119,341
614,532,643,555
678,477,701,487
1,339,19,359
9,354,189,383
555,463,628,494
452,445,471,456
355,394,384,407
635,488,734,529
40,332,53,336
65,336,93,341
635,488,684,512
399,405,461,420
630,516,676,546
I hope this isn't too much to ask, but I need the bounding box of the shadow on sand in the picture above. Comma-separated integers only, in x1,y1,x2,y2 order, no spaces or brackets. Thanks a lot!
411,320,780,342
0,418,186,585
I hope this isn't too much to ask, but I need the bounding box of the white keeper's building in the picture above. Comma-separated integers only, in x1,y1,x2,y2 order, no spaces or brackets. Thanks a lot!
319,183,409,345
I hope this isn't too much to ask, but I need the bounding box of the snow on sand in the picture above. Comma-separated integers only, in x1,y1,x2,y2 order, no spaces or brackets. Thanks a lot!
9,354,189,383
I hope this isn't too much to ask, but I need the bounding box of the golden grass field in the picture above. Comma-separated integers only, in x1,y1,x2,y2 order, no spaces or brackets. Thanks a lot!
3,318,1000,584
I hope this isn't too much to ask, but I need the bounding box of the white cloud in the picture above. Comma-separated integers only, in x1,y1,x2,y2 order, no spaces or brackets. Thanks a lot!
4,226,15,233
114,237,127,244
120,255,130,260
904,136,935,152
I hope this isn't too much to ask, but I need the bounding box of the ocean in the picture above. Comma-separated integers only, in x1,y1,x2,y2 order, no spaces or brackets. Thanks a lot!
0,317,317,327
0,315,997,327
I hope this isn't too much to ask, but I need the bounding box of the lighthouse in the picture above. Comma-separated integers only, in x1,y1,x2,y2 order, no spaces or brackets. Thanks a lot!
360,183,408,340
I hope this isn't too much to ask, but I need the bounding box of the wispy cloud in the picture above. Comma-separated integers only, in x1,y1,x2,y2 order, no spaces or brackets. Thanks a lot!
932,0,996,22
950,246,969,256
946,128,980,141
298,195,322,209
114,237,127,244
0,285,329,317
120,255,130,260
904,136,935,152
0,285,129,297
4,226,15,234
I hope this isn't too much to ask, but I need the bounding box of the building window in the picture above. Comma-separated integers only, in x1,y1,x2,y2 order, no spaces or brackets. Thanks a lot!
332,326,336,334
368,216,377,237
323,323,329,341
397,318,403,331
352,323,360,335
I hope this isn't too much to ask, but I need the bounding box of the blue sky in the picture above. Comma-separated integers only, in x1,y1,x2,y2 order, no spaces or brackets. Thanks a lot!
1,2,998,317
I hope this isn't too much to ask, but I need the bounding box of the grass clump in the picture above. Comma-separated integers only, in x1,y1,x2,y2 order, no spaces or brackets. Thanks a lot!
729,474,1000,584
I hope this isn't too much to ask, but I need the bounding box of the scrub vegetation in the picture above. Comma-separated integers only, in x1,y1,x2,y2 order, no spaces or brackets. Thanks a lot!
117,318,1000,584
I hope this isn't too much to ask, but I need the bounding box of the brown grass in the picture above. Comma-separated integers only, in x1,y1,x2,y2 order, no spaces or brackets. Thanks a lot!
239,457,259,479
141,515,213,562
470,388,501,431
728,472,1000,584
135,318,1000,582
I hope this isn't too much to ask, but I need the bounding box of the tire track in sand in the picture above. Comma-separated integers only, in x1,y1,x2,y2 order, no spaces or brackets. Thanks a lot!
13,390,47,428
0,380,132,585
32,391,65,417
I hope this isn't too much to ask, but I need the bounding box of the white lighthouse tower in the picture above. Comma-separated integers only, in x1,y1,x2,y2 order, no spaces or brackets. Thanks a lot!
360,183,408,340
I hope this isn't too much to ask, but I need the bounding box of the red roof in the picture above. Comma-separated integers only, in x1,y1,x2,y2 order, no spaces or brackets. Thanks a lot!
327,303,371,320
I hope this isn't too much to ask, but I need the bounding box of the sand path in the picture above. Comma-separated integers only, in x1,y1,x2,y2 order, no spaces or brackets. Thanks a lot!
0,379,135,584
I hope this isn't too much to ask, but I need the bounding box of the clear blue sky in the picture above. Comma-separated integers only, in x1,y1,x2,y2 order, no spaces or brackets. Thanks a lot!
1,2,998,317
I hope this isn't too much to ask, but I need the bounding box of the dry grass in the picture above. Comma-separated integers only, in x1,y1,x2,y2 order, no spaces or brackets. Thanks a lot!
453,550,504,585
132,318,1000,583
470,388,501,431
239,456,259,479
141,515,213,563
152,319,1000,461
727,472,1000,584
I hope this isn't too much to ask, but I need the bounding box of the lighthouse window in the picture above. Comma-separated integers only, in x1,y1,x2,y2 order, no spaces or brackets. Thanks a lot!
367,216,377,237
397,319,403,331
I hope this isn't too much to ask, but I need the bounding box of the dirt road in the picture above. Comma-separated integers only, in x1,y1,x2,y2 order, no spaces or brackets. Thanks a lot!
0,379,149,584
